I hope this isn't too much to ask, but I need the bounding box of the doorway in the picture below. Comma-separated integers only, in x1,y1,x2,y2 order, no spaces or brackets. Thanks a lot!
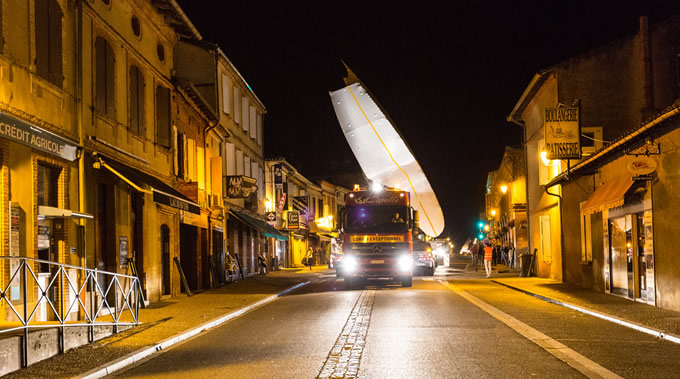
179,224,198,291
161,225,171,295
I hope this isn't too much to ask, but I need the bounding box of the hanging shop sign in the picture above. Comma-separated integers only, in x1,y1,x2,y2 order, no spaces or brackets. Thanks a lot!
627,156,657,176
277,193,287,212
292,195,309,216
274,164,283,189
287,210,300,230
265,211,277,226
544,106,581,160
225,175,258,198
178,181,199,203
0,113,78,161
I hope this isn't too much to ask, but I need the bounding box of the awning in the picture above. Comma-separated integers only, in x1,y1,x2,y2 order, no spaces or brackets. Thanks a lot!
229,209,288,241
38,205,93,219
581,176,634,215
94,154,201,215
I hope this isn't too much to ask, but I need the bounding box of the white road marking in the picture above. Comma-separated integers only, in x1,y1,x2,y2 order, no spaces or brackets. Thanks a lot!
318,290,375,378
439,280,623,379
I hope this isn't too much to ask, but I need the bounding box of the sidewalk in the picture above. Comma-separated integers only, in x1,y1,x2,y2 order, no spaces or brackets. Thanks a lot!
3,268,330,379
491,277,680,339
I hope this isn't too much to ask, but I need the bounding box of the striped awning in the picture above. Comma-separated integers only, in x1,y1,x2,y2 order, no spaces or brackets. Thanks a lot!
580,176,634,215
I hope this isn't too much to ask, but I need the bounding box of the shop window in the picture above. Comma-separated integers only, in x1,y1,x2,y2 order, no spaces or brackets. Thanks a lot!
156,86,171,148
128,65,145,136
95,36,115,116
35,0,63,88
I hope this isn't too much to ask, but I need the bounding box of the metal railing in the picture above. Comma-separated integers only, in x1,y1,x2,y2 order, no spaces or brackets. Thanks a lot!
0,256,141,367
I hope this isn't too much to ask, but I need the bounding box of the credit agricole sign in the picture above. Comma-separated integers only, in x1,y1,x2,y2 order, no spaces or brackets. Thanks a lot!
0,113,78,161
544,106,581,160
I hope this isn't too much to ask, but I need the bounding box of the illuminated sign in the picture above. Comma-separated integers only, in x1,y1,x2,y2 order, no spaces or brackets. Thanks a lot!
544,106,581,160
0,113,78,161
350,235,405,243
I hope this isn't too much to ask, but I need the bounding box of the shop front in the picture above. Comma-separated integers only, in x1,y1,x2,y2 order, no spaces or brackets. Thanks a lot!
581,175,654,305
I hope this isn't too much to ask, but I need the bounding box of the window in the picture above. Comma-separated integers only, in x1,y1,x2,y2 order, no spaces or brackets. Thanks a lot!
35,0,63,87
128,65,145,135
256,113,263,145
131,16,141,38
225,143,236,175
156,86,171,147
157,43,165,62
37,162,60,207
236,149,244,176
95,36,115,116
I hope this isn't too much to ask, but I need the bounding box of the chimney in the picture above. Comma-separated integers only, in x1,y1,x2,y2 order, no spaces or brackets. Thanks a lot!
640,15,654,117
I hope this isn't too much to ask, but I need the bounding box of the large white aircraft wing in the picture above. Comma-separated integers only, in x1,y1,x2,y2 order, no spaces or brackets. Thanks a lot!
329,64,444,237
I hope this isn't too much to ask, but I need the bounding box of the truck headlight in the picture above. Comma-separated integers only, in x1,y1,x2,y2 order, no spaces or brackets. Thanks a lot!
343,255,358,273
398,254,413,272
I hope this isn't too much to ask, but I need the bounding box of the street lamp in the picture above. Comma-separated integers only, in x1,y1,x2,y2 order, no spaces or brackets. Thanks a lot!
500,185,508,194
490,209,497,217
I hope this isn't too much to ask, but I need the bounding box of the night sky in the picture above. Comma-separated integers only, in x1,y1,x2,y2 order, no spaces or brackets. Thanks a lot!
178,1,679,245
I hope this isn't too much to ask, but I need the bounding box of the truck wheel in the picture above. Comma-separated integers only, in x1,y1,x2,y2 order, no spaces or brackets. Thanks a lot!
425,267,435,276
401,276,413,287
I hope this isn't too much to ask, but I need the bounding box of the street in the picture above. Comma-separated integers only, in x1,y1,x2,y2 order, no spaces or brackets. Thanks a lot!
112,267,680,378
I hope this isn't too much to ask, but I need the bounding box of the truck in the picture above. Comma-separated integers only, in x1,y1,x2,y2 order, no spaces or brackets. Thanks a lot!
339,187,416,290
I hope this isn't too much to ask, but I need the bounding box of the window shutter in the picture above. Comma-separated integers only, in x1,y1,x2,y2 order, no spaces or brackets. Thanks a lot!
105,41,115,116
236,149,244,176
48,0,63,87
129,66,139,134
241,97,249,132
233,87,241,124
35,0,49,80
244,156,251,177
95,37,107,113
257,113,263,146
225,143,236,175
222,74,231,114
249,106,256,139
156,86,171,147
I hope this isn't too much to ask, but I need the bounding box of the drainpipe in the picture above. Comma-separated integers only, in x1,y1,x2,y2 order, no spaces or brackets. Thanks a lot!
509,118,532,269
75,0,86,268
545,185,566,281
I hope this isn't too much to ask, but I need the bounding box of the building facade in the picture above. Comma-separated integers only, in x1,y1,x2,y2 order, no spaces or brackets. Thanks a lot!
508,16,680,311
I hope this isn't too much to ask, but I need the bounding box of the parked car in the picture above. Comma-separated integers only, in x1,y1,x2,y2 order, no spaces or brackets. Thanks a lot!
413,240,435,276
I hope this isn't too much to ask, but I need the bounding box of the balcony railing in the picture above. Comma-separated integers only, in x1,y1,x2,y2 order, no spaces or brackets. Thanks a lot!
0,256,141,368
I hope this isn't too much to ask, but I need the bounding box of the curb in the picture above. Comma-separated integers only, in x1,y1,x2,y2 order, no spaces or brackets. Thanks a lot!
77,281,310,379
491,280,680,345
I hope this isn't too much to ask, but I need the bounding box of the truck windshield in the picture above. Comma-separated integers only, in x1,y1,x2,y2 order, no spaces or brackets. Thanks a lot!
345,205,409,233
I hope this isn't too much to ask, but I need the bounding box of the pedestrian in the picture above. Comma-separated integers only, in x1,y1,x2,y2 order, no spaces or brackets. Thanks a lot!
226,253,236,283
469,242,479,271
305,247,314,271
257,252,267,275
483,240,493,278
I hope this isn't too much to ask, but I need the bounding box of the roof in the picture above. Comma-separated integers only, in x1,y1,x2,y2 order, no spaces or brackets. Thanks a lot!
150,0,201,40
506,70,554,125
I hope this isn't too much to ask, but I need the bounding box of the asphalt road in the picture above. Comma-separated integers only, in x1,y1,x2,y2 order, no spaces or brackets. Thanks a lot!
115,267,680,378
